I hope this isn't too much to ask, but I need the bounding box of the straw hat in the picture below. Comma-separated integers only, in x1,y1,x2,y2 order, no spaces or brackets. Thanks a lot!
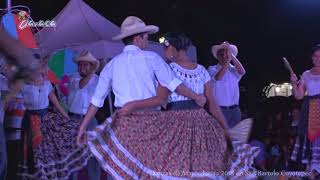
211,42,238,59
74,51,100,72
112,16,159,40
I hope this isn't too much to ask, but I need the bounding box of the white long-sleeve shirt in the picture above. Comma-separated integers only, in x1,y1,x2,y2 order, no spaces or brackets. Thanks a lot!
91,45,182,108
208,64,243,106
68,74,99,114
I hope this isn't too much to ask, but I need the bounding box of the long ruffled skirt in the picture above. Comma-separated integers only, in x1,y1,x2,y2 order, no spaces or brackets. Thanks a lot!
87,109,259,179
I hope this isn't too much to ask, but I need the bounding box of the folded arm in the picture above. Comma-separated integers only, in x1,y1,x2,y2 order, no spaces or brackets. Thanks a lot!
118,85,170,116
231,54,245,75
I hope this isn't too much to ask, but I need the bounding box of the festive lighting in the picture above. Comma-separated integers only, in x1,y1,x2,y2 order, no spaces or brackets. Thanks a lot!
265,82,293,97
159,37,165,44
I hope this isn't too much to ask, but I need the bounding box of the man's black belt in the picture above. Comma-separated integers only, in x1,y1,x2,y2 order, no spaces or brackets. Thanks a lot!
68,112,84,118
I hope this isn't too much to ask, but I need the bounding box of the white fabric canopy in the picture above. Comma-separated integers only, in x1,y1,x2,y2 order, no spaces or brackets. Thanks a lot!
35,0,197,60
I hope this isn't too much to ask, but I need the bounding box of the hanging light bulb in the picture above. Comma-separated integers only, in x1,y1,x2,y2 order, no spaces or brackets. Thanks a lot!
159,37,165,44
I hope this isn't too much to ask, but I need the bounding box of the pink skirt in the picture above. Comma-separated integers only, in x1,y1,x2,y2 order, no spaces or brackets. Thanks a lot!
87,109,259,179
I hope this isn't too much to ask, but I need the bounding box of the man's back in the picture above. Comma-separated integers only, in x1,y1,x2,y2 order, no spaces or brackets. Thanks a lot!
92,45,181,108
110,45,159,107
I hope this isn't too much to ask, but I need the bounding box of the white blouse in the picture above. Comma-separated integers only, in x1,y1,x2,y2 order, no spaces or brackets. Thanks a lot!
68,74,99,115
169,62,211,102
301,70,320,96
21,80,53,110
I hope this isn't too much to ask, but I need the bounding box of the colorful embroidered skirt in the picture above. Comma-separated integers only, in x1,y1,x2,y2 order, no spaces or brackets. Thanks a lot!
291,95,320,173
18,110,91,179
87,109,259,179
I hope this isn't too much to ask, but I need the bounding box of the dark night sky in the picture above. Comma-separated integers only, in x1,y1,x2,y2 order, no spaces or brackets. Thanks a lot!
1,0,320,111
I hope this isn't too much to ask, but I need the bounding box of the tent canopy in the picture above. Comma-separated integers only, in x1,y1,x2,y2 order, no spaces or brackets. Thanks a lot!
67,40,124,59
35,0,197,60
35,0,120,53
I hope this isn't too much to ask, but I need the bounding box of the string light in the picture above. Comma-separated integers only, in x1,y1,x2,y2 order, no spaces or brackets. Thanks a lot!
159,37,165,44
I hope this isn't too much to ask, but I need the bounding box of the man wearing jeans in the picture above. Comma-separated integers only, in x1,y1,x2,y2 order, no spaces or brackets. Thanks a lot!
208,42,246,128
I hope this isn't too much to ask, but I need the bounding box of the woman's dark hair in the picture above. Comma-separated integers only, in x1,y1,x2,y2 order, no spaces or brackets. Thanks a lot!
311,44,320,56
163,32,192,51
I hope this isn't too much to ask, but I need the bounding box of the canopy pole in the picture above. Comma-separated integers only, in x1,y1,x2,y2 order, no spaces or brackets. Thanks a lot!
7,0,11,10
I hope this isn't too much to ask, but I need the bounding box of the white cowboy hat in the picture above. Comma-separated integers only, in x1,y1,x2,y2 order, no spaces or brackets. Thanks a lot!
112,16,159,40
74,51,100,72
211,42,238,59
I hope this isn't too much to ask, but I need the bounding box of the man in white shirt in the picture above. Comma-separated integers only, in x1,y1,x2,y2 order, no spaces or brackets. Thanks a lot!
208,42,246,128
77,16,205,144
67,51,101,180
